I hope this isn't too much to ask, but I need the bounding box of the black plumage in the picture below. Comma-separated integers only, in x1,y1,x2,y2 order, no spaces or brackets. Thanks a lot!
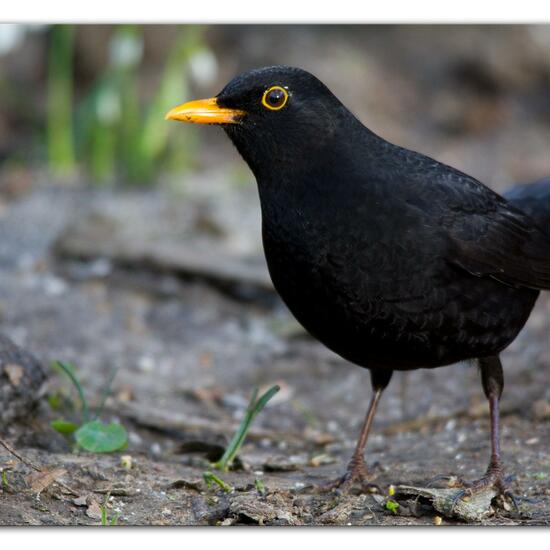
167,66,550,498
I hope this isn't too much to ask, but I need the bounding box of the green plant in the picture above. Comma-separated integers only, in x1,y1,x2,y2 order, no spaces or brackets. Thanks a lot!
254,477,266,496
47,25,76,177
203,471,233,493
46,24,210,185
100,492,120,526
116,25,204,183
49,361,127,453
385,499,399,514
213,385,280,472
201,385,279,493
1,469,8,490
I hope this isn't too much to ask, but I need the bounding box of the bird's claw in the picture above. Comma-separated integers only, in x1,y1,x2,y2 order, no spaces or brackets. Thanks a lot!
432,469,525,514
314,460,380,495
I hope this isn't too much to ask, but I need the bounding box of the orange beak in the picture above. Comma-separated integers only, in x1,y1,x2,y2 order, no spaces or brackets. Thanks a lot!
165,97,245,125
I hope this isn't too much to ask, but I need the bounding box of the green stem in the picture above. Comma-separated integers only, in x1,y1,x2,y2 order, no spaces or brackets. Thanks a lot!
47,25,76,177
214,385,280,472
54,361,89,423
203,471,233,493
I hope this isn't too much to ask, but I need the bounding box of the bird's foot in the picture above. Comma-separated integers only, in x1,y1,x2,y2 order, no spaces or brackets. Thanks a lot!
428,466,524,512
314,457,380,495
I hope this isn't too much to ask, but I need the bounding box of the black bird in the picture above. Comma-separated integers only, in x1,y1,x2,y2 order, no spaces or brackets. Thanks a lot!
166,66,550,498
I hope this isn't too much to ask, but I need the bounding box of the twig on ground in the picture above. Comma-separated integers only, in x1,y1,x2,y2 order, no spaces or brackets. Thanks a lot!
0,436,79,496
0,437,41,472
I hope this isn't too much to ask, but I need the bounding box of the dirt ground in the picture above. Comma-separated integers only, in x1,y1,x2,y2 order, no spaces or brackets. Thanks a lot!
0,179,549,526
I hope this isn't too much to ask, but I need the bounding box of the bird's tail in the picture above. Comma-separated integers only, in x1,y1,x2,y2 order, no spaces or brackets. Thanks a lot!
504,177,550,231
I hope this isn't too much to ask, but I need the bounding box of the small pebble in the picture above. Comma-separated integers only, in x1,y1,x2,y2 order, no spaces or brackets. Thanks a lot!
150,442,162,456
137,356,155,373
128,431,143,446
445,419,457,431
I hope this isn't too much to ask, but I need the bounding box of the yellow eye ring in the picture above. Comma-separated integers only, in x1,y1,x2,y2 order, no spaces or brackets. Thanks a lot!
262,86,289,111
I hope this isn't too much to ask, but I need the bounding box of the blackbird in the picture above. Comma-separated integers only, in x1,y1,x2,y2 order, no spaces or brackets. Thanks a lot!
166,66,550,499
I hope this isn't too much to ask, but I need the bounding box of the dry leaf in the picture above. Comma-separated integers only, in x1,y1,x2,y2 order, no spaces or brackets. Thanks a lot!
26,467,67,495
4,363,24,386
309,453,336,467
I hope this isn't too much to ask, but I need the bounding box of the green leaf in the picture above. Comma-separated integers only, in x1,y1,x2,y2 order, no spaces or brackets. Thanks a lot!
214,384,280,472
50,419,79,435
51,360,76,377
75,420,128,453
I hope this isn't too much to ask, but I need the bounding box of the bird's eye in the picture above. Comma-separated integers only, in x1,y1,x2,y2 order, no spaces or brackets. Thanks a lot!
262,86,289,111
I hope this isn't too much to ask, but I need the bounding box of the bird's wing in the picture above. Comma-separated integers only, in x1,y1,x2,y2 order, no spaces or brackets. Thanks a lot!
503,177,550,230
430,170,550,290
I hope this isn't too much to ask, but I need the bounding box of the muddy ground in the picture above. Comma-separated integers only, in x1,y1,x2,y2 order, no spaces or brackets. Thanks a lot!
0,178,549,526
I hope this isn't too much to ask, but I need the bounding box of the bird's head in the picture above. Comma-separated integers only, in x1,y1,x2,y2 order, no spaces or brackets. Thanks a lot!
166,66,352,179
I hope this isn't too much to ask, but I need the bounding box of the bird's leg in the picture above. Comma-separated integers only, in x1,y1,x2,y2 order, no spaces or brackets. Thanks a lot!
344,387,383,482
319,369,393,494
451,356,505,489
477,355,506,487
442,356,519,506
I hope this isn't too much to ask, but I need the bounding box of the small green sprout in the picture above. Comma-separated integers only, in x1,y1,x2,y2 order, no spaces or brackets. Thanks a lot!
49,361,127,453
1,469,8,490
203,471,233,493
255,478,266,496
385,499,400,515
213,385,280,472
201,385,279,493
100,493,120,526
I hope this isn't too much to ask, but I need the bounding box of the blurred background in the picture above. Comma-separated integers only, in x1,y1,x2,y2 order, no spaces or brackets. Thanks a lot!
1,25,550,525
1,24,550,189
